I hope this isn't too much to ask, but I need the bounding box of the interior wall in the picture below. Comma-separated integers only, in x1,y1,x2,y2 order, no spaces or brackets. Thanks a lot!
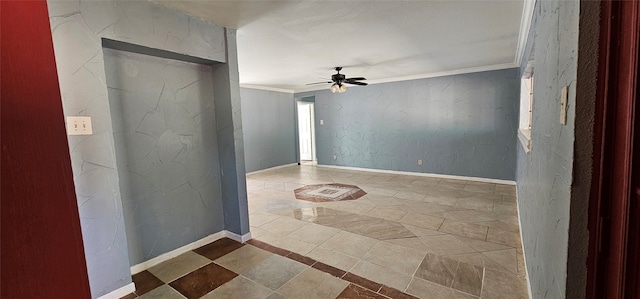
515,0,580,298
104,49,224,265
46,1,247,297
240,88,296,172
296,68,520,181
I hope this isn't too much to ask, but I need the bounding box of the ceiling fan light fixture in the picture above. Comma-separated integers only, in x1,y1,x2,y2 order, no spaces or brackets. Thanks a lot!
340,85,347,92
330,83,340,93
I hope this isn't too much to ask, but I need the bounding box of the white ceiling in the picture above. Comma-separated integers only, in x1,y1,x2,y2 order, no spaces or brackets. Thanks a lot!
155,0,526,92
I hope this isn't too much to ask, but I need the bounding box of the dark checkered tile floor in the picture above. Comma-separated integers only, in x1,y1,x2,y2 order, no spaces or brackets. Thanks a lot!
120,238,418,299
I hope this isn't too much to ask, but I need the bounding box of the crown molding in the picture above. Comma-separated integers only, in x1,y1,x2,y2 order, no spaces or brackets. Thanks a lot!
291,62,517,93
515,0,536,67
239,84,295,94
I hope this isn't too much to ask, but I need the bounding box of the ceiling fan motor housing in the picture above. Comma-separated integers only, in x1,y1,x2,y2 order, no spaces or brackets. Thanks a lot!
332,73,346,84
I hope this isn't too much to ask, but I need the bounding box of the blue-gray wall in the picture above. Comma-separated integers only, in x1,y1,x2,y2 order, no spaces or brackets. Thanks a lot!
104,49,224,265
240,88,296,172
296,68,519,181
515,0,579,298
47,1,247,297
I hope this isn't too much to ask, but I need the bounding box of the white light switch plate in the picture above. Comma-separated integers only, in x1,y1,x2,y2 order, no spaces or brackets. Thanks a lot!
320,119,324,125
67,116,93,135
560,86,568,125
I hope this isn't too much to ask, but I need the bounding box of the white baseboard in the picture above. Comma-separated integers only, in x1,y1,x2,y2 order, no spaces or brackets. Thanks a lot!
316,164,516,185
130,231,226,274
515,186,534,299
129,230,253,275
97,283,135,299
246,163,298,176
224,231,252,243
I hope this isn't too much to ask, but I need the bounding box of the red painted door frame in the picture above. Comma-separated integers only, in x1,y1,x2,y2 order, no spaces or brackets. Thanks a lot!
587,0,640,298
1,0,92,297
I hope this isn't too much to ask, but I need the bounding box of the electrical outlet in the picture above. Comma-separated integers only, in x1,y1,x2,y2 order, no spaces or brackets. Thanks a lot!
418,159,423,166
67,116,93,135
333,155,337,160
320,120,324,125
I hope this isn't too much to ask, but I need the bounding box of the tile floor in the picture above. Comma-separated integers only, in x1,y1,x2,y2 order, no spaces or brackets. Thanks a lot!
120,238,416,299
246,165,529,299
121,165,529,299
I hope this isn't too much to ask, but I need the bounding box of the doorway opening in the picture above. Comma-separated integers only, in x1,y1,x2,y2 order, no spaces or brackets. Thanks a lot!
297,101,316,164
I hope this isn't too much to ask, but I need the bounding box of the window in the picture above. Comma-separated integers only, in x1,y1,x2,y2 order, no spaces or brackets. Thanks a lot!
518,61,534,153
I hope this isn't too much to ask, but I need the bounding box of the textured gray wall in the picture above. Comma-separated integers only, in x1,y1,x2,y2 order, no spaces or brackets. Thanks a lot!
211,29,250,236
104,49,224,265
46,1,246,297
515,0,579,298
240,88,296,172
296,68,519,181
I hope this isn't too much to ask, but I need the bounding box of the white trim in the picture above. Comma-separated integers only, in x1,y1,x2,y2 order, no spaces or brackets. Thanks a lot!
240,84,295,94
246,163,299,176
316,164,516,185
130,231,226,274
518,128,532,153
515,0,536,66
97,283,135,299
224,231,252,243
515,185,534,299
292,63,517,93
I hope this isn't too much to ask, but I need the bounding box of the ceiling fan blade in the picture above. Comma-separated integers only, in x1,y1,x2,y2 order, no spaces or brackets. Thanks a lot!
305,81,332,85
345,77,366,81
345,81,368,86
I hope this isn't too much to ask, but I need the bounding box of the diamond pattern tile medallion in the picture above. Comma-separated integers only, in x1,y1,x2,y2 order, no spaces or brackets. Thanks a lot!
294,183,366,202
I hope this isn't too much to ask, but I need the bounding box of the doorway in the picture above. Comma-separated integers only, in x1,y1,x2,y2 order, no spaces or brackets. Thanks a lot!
297,102,316,163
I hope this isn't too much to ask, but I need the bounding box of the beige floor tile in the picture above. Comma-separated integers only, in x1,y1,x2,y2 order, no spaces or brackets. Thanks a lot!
319,231,379,258
438,219,488,240
400,212,445,230
147,251,211,283
306,246,360,271
250,226,270,238
402,224,447,237
259,217,308,235
473,220,521,233
331,201,375,215
483,248,518,274
287,223,341,245
343,218,415,240
453,236,511,252
386,237,430,251
454,199,495,212
494,184,516,196
214,245,273,274
406,277,478,299
481,268,528,299
277,268,349,299
442,210,496,223
368,187,398,196
350,260,413,291
362,241,426,275
264,234,318,255
415,253,483,297
486,227,521,248
265,292,288,299
250,212,280,227
421,195,458,206
365,206,409,221
201,276,272,299
436,179,468,190
462,182,496,194
444,252,509,272
419,235,477,255
138,285,187,299
365,194,405,206
394,191,426,201
243,255,309,290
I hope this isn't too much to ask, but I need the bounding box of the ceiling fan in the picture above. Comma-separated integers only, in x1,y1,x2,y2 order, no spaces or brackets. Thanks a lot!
306,67,368,93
